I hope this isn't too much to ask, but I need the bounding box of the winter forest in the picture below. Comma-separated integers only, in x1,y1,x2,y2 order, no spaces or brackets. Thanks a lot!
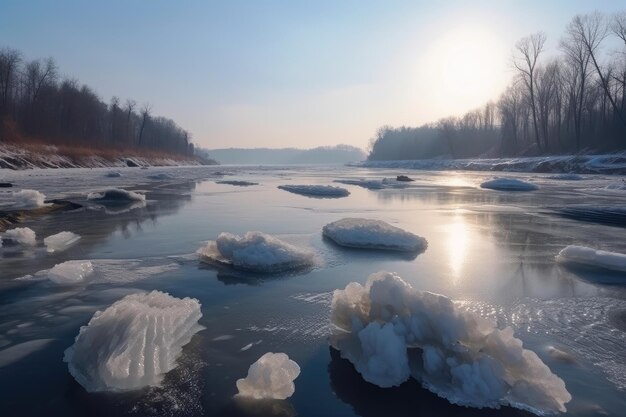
0,49,194,157
369,12,626,161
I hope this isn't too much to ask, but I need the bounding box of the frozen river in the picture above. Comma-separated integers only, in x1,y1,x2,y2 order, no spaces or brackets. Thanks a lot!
0,165,625,417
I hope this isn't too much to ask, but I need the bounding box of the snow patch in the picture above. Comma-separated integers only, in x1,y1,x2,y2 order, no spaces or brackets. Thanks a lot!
44,231,80,253
197,231,314,272
2,227,36,246
330,271,571,415
64,291,202,392
48,261,94,284
480,178,538,191
12,189,47,209
278,184,350,198
323,218,427,252
236,352,300,400
556,245,626,273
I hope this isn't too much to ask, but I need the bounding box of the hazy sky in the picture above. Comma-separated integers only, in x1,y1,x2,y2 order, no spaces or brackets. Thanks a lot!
1,0,624,149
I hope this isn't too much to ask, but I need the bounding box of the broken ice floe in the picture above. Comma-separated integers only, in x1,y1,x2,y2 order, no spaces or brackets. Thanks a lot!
44,231,80,253
216,180,259,186
2,227,36,246
197,231,315,272
329,271,571,415
87,188,145,204
480,178,538,191
236,352,300,400
64,291,202,392
11,189,47,209
278,184,349,198
48,261,94,284
104,171,122,178
556,245,626,273
323,218,427,253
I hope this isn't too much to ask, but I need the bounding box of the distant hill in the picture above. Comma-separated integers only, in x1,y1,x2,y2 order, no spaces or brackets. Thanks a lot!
203,145,366,165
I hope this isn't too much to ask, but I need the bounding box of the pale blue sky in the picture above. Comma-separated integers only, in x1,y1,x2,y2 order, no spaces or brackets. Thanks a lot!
1,1,624,149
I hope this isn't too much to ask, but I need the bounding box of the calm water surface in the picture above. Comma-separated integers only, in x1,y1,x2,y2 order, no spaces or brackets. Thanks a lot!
0,165,625,417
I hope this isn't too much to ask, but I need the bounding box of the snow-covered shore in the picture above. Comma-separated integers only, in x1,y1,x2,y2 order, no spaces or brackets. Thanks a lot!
354,154,626,175
0,143,215,170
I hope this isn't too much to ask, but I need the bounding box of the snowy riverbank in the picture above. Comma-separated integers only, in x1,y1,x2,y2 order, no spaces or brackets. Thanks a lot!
355,154,626,175
0,143,215,170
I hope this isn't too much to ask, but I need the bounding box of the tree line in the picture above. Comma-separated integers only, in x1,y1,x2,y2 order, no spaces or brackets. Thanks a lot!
369,11,626,161
0,48,194,156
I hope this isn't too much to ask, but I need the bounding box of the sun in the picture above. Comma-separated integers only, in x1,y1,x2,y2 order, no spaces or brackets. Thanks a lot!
423,26,508,113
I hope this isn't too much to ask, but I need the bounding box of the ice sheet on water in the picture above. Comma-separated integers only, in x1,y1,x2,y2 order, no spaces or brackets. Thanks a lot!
334,178,411,190
323,218,427,252
11,189,47,209
330,272,571,415
545,173,584,180
236,352,300,400
604,181,626,191
44,231,80,253
147,172,175,180
48,261,94,284
556,245,626,273
2,227,36,246
278,184,350,198
64,291,202,392
197,231,315,272
104,171,122,178
87,188,145,204
480,178,539,191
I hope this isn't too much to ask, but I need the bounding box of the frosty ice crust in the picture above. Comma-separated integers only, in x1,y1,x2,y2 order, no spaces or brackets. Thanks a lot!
329,272,571,415
278,184,350,198
44,231,80,253
11,189,48,209
64,291,202,392
236,352,301,399
323,218,428,253
556,245,626,273
480,178,539,191
48,260,93,284
2,227,37,246
197,231,315,272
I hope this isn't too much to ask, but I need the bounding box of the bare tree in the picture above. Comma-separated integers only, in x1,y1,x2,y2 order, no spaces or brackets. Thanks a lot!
513,32,546,150
138,103,151,147
124,99,136,143
0,48,21,116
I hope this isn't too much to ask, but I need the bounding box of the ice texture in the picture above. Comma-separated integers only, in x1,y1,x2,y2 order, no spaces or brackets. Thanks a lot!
556,245,626,273
330,272,571,415
236,352,301,400
278,184,350,198
605,181,626,191
64,291,202,392
197,231,314,272
48,261,94,284
3,227,36,246
322,218,427,252
44,231,80,253
480,178,538,191
12,189,47,208
87,188,146,204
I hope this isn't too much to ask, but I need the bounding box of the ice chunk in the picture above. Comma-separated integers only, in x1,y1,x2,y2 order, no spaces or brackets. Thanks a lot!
44,231,80,253
236,352,300,400
480,178,538,191
322,218,427,252
147,172,174,180
330,272,571,414
605,181,626,191
64,291,202,392
216,180,259,186
2,227,36,246
556,245,626,273
48,260,93,284
278,184,350,198
197,231,314,272
334,178,410,190
87,188,145,204
545,174,583,180
104,171,122,178
12,189,47,208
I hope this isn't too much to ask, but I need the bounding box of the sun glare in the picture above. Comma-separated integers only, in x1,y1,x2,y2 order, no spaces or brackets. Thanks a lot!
445,215,470,283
